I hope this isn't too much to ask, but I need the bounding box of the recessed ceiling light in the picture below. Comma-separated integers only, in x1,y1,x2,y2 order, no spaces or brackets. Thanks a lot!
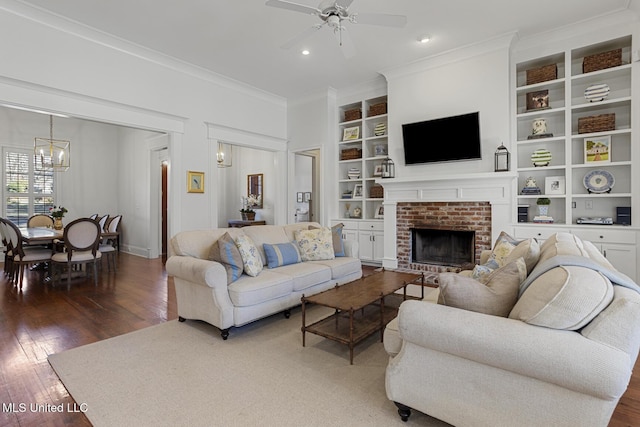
418,35,431,44
301,49,310,55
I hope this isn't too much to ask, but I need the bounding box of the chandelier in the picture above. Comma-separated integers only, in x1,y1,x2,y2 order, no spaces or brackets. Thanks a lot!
34,115,70,171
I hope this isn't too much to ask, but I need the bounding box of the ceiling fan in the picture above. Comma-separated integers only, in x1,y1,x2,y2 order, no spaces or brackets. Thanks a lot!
265,0,407,58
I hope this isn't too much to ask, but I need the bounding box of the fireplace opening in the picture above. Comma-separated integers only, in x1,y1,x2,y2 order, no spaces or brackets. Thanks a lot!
411,228,475,267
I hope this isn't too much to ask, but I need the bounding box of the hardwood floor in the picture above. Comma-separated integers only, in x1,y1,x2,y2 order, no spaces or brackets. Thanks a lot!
0,258,639,426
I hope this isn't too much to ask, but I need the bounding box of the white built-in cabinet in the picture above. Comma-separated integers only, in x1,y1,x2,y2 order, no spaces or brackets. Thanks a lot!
513,35,638,282
333,95,388,264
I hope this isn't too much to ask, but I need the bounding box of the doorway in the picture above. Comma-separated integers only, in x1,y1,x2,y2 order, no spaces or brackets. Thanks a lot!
293,149,320,224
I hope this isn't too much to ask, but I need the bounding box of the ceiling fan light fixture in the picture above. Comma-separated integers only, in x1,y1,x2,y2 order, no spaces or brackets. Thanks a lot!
418,35,431,44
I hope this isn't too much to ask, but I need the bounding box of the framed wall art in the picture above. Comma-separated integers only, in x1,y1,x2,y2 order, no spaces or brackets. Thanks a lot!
584,135,611,164
544,176,565,195
187,171,204,193
342,126,360,141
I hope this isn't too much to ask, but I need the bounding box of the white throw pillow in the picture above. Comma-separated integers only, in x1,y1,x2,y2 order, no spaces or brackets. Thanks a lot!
235,235,263,277
294,228,335,261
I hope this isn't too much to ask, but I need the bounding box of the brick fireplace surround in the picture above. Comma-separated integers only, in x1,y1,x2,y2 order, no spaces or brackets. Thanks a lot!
396,202,492,273
377,173,516,272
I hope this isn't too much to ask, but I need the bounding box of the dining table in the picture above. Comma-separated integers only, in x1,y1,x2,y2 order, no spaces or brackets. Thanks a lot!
20,227,64,244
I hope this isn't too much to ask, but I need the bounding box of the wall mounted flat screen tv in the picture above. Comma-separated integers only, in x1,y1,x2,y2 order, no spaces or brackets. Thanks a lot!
402,111,481,165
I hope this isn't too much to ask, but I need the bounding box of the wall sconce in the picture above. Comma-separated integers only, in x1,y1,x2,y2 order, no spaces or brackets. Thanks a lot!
381,157,395,178
494,143,510,172
34,115,70,171
216,141,232,168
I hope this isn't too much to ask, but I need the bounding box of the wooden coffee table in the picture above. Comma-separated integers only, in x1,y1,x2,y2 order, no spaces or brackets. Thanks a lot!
301,269,424,364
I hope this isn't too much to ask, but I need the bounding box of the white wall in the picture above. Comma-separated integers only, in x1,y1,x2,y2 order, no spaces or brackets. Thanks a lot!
0,2,288,252
382,35,513,181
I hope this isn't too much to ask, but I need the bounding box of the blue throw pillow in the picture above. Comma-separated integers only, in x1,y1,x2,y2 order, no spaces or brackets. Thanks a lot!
263,242,301,268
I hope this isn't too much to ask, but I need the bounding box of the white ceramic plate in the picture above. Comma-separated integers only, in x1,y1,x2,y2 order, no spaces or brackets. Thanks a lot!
583,169,615,193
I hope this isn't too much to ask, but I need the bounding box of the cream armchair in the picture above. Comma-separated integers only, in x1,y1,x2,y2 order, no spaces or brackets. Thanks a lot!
384,232,640,427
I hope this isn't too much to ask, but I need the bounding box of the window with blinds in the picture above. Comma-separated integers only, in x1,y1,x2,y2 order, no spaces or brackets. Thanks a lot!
4,148,55,227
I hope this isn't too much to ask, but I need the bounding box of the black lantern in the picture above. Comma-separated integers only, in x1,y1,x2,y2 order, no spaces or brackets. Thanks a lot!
494,143,510,172
381,157,395,178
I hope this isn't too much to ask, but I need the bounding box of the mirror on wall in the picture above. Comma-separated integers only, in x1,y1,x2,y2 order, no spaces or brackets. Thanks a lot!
247,173,263,208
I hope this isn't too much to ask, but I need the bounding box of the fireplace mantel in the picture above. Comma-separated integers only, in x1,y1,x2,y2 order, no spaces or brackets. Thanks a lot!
377,172,517,269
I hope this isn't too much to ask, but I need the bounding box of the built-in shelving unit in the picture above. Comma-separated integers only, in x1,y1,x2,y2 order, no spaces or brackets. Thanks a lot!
335,95,388,264
514,35,633,225
512,35,637,281
337,95,388,221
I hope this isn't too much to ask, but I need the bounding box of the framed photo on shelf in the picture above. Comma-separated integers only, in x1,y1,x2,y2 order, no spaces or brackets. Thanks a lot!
373,164,383,177
584,135,611,164
374,204,384,219
545,176,565,195
187,171,204,193
526,90,549,111
353,184,363,198
342,126,360,141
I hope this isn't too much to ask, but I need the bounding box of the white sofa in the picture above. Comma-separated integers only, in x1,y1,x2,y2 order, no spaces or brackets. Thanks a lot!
384,232,640,427
165,222,361,339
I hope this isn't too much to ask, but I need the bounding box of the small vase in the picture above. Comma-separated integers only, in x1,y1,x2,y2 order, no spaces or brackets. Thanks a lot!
245,213,256,221
53,217,63,230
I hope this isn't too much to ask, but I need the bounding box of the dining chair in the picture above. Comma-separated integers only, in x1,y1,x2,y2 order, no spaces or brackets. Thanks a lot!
51,218,102,289
89,213,98,220
97,215,108,233
27,214,54,228
0,218,15,278
3,218,53,289
98,215,122,271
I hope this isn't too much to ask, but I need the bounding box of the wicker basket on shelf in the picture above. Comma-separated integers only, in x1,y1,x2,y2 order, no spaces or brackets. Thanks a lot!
369,184,384,199
583,48,622,73
344,108,362,122
368,102,387,117
340,148,362,160
578,114,615,134
526,64,557,85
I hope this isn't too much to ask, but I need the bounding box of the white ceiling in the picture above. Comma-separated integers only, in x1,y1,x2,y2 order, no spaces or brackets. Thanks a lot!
15,0,637,99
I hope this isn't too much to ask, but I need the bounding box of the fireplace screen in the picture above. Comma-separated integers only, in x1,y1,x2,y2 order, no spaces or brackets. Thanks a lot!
411,228,475,267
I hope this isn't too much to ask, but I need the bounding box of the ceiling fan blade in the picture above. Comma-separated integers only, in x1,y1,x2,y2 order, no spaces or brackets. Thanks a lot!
265,0,320,15
353,12,407,28
281,24,324,49
334,27,356,59
335,0,355,9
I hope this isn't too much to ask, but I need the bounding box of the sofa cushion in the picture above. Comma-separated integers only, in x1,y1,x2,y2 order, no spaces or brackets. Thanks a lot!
209,232,244,284
263,242,301,268
538,232,588,265
294,228,335,261
227,270,293,307
235,235,263,277
310,223,345,257
581,286,640,355
310,257,361,280
509,265,614,330
275,262,332,291
438,258,527,317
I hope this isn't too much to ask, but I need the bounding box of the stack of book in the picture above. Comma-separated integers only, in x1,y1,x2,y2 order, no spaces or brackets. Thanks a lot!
533,215,554,223
521,186,541,195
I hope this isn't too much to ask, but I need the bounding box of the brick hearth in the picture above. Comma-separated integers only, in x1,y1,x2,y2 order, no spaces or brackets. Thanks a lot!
396,201,492,273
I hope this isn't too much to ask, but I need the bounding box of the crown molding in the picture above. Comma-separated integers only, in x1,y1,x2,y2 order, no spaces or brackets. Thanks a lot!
0,0,286,107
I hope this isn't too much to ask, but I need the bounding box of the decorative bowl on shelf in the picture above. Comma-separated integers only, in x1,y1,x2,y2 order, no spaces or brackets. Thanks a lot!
347,168,360,179
374,122,386,136
584,83,610,102
531,149,552,167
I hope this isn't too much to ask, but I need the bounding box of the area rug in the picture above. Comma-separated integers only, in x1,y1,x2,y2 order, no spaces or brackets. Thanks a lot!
48,306,449,427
